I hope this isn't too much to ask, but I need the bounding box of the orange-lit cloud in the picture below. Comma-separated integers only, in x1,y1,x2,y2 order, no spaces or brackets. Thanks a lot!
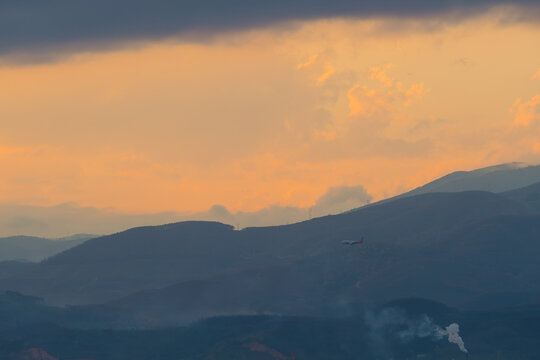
348,85,387,117
0,12,540,229
404,83,427,105
347,67,426,123
369,64,394,88
316,64,335,86
511,95,540,127
297,54,318,69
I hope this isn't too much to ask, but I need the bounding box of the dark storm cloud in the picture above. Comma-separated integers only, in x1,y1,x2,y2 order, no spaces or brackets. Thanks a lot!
0,0,539,57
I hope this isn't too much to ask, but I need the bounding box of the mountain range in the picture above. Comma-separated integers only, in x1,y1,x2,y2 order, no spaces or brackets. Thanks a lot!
0,190,531,306
1,163,540,332
2,162,540,359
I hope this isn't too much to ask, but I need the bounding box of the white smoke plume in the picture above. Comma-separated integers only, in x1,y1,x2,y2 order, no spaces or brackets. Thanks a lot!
365,308,468,356
435,323,468,353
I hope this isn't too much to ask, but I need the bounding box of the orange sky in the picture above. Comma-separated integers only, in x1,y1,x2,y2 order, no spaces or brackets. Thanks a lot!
1,11,540,215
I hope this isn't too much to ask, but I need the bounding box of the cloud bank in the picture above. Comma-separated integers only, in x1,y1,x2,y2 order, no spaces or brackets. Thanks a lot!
0,185,372,238
1,0,539,58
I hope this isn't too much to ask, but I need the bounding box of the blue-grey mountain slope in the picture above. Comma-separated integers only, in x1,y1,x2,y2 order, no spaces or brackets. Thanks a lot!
0,190,530,307
0,234,95,262
83,213,540,328
403,162,540,196
500,180,540,212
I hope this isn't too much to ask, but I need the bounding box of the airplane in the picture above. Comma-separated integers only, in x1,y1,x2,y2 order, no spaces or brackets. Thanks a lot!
341,236,364,245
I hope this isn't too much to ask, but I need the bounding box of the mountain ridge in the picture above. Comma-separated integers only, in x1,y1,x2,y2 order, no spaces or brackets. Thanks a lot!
0,190,530,306
0,234,95,262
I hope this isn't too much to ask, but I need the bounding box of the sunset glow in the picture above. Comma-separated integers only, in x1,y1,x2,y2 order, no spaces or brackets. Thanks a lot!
1,10,540,218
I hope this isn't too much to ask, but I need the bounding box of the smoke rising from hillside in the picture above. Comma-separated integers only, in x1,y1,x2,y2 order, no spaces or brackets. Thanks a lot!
366,308,468,358
436,323,468,353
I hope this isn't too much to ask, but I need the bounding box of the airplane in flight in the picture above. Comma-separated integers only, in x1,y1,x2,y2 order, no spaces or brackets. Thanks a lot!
341,236,364,245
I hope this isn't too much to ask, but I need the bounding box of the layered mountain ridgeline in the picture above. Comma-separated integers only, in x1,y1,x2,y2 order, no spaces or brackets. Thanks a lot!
2,164,540,329
401,162,540,197
0,234,95,262
1,190,540,328
0,190,531,306
83,213,540,329
2,165,540,359
2,298,539,360
501,181,540,212
362,163,540,209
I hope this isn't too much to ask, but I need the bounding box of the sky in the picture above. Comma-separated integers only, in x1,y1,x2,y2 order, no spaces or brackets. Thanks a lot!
1,1,540,236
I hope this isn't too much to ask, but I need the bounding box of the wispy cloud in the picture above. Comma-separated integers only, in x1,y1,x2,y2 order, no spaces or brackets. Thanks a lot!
511,95,540,127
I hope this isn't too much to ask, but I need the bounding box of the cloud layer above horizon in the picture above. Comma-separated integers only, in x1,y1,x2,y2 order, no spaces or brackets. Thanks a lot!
1,0,540,59
1,5,540,236
0,185,372,237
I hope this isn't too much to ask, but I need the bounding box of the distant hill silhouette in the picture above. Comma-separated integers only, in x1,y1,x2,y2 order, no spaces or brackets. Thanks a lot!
0,190,530,308
2,163,540,359
81,213,540,328
0,234,95,262
403,162,540,196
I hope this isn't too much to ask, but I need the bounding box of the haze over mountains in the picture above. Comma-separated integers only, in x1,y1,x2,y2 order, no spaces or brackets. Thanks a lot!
2,163,540,358
3,295,539,360
1,162,540,326
2,162,539,239
0,185,373,238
